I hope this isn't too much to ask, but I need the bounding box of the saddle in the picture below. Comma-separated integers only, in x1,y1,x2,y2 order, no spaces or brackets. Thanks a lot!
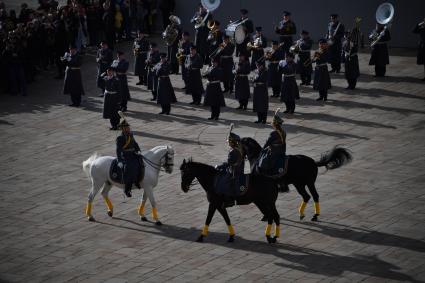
214,168,249,197
109,157,145,185
256,149,289,179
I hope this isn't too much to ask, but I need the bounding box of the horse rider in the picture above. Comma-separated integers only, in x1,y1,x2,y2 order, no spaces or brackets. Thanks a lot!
116,116,144,197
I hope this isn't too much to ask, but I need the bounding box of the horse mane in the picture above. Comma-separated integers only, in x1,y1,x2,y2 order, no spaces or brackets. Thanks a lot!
241,137,262,159
180,158,216,172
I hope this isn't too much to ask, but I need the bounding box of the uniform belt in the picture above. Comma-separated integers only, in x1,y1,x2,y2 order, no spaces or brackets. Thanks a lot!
117,72,127,75
68,67,80,70
345,52,358,57
123,149,135,152
280,35,293,37
236,74,249,76
269,61,279,63
299,50,310,53
159,76,169,78
105,91,118,94
254,82,265,86
207,80,221,84
283,74,295,77
316,63,327,67
190,68,200,70
221,55,232,58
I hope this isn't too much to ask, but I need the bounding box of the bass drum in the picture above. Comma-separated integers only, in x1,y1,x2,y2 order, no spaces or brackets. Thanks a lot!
225,24,246,44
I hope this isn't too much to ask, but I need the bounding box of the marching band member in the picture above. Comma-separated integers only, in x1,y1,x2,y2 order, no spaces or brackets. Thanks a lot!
313,39,331,101
62,44,84,107
156,53,177,115
96,41,113,97
185,45,204,105
191,4,211,64
327,14,345,73
207,20,223,65
249,26,267,70
166,16,182,74
369,23,391,77
413,19,425,80
342,30,360,89
111,51,130,112
253,59,269,123
102,66,121,130
279,52,299,114
275,11,297,54
236,9,254,58
179,31,193,92
234,53,251,110
133,30,150,86
220,35,236,94
266,40,285,97
297,30,313,86
203,56,225,120
146,42,161,101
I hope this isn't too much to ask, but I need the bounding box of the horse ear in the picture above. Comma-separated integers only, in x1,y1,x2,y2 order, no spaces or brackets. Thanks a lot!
182,158,186,164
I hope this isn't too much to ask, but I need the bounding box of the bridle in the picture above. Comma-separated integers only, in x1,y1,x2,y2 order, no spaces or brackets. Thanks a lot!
180,166,199,191
142,147,174,172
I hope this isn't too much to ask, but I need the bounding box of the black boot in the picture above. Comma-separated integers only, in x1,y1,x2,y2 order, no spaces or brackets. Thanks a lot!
124,183,132,197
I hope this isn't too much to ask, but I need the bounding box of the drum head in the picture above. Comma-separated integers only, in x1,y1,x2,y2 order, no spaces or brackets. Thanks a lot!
235,25,246,44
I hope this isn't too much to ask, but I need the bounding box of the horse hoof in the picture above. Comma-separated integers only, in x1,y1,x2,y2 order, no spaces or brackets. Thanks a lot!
88,216,95,222
107,211,113,217
228,235,235,243
311,214,319,222
272,236,278,243
155,221,162,226
300,215,305,221
261,216,267,222
196,235,204,242
141,216,148,222
266,236,273,244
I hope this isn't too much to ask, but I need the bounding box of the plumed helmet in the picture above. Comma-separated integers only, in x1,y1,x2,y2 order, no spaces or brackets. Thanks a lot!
227,123,240,145
272,108,284,126
117,111,130,129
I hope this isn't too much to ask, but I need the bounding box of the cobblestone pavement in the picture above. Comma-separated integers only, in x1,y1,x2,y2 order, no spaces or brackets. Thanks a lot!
1,41,425,282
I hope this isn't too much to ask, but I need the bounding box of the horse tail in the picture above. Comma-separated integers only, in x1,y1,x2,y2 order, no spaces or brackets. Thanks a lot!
315,147,352,170
82,152,100,178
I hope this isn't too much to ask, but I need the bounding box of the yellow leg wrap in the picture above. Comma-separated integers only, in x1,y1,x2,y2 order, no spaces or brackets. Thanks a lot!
152,207,159,220
138,204,145,216
275,225,280,238
227,225,235,236
265,224,272,236
85,202,92,216
103,196,113,212
299,201,307,216
201,225,209,236
314,202,320,215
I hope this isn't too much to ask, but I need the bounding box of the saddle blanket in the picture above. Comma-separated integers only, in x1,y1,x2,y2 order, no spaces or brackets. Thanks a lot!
109,158,145,184
214,171,248,197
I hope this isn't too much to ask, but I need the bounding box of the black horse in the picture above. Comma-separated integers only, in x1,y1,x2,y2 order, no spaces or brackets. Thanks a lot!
180,158,281,243
241,137,352,221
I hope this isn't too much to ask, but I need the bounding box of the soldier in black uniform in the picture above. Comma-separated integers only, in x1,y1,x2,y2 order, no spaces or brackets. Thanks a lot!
203,56,225,120
62,45,84,107
253,59,269,123
180,32,192,92
220,35,235,94
313,39,332,101
111,51,130,112
116,117,143,198
102,67,121,130
207,20,223,66
146,42,161,101
167,16,182,74
133,31,150,85
96,41,113,97
342,30,360,89
413,19,425,80
156,53,177,115
191,4,211,64
249,27,267,70
297,30,313,86
236,9,254,59
234,53,251,110
369,23,391,77
185,45,204,105
327,14,345,73
266,40,285,97
275,11,296,54
280,53,299,114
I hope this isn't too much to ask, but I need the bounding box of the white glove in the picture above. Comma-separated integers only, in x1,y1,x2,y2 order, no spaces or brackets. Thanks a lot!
118,162,123,168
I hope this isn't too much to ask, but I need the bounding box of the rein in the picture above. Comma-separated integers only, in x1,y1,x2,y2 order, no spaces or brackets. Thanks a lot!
142,150,173,171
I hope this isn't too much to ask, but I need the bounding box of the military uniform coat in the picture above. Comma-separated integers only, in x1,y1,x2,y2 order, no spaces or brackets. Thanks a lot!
102,75,121,119
181,40,192,85
275,20,296,53
112,59,130,101
342,40,360,81
96,47,113,90
134,37,150,76
267,48,285,89
204,66,225,107
192,10,211,57
327,21,345,67
369,29,390,66
220,42,235,83
185,53,204,94
297,38,313,74
236,18,254,57
279,60,299,102
63,53,84,96
313,50,332,91
252,68,269,113
234,60,251,101
116,133,141,184
147,50,161,90
413,24,425,65
156,61,177,105
250,34,267,70
263,129,286,155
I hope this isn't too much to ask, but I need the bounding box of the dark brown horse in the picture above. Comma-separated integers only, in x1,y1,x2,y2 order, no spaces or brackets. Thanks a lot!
180,158,281,243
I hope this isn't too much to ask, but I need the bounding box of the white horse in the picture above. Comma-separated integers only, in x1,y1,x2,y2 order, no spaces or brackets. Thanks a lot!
82,145,174,225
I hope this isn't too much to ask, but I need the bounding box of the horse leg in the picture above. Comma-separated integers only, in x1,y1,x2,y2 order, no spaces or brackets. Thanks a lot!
272,204,281,243
197,203,216,242
217,206,235,243
101,182,113,217
138,190,148,221
307,183,320,221
255,202,275,244
294,183,311,221
86,179,103,222
144,186,161,225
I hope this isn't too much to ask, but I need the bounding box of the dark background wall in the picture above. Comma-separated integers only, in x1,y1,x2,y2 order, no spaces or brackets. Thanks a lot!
175,0,425,48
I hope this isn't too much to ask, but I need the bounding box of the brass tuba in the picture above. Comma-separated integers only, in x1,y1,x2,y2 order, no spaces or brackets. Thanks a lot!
162,15,181,46
370,3,394,47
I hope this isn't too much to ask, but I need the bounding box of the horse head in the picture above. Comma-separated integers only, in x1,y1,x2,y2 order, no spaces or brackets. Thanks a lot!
241,137,262,162
180,158,195,193
179,158,216,193
162,145,175,174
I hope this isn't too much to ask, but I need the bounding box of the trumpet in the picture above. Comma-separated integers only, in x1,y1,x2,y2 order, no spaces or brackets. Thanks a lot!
60,52,71,62
176,40,185,65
